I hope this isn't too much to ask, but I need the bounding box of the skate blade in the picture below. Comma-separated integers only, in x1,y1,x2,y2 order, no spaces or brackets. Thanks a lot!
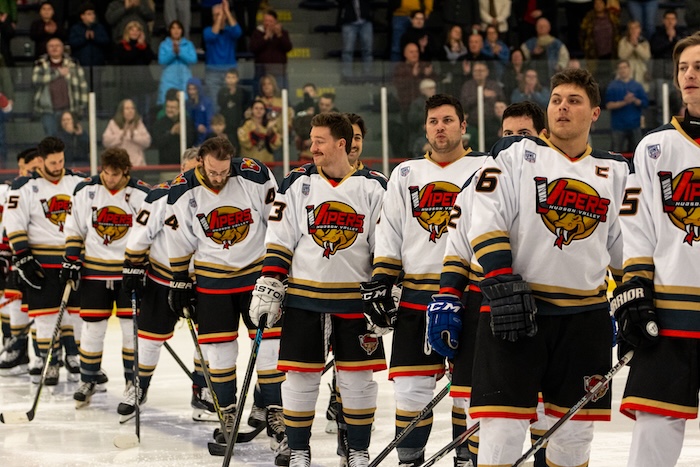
325,420,338,434
119,412,136,424
30,375,41,384
66,372,80,383
75,399,91,409
0,364,29,376
192,410,219,422
95,383,107,393
113,433,139,449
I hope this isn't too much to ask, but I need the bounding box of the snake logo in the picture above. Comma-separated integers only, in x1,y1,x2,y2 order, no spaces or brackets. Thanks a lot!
659,169,700,245
40,194,72,232
306,201,364,258
409,182,460,242
196,206,253,249
91,206,132,245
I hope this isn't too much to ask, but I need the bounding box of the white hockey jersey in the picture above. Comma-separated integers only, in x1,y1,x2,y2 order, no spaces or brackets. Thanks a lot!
372,150,488,309
64,175,149,280
467,135,630,315
262,163,387,314
620,118,700,337
5,169,87,267
165,158,277,293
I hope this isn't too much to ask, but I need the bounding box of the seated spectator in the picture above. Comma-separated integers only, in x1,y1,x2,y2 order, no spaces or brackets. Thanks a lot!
0,0,17,66
152,88,195,165
479,0,511,35
501,48,528,104
579,0,620,90
105,0,155,45
157,20,197,105
30,1,67,59
618,20,651,92
102,98,152,166
438,25,468,97
203,0,243,104
217,68,252,151
32,37,88,137
482,24,510,80
256,74,291,133
293,83,318,115
627,0,658,41
510,68,549,109
114,20,157,120
186,77,215,145
237,99,281,163
400,10,438,62
317,92,339,113
460,61,504,121
604,59,648,153
390,0,435,62
521,17,569,78
68,2,110,67
407,78,437,144
205,113,228,140
56,110,89,167
393,42,436,117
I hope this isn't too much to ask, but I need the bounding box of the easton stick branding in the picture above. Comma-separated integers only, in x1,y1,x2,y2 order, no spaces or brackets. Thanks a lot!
196,206,253,249
91,206,132,245
658,169,700,245
534,177,610,249
306,201,364,258
409,182,460,242
40,194,72,232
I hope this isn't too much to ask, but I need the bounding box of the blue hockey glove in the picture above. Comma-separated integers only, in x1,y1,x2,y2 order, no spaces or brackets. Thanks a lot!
481,274,537,342
426,294,464,359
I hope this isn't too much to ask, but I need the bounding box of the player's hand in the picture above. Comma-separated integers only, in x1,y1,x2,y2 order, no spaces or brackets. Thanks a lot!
59,258,81,291
168,277,197,320
360,278,397,333
122,260,147,293
249,276,285,328
13,251,46,290
426,294,463,359
481,274,537,342
0,249,11,291
611,280,658,350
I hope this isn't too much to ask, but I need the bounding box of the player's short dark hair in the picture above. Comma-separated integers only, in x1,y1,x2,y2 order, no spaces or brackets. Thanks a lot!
673,32,700,89
311,112,353,155
101,148,132,172
502,101,546,133
424,94,465,124
198,135,235,161
17,147,39,164
344,112,367,138
38,136,65,157
550,68,601,108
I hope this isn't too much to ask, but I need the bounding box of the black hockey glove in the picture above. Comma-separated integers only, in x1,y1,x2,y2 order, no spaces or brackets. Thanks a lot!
59,258,82,291
360,277,398,331
168,276,197,320
481,274,538,342
13,251,46,290
611,280,659,351
0,248,11,291
122,260,147,293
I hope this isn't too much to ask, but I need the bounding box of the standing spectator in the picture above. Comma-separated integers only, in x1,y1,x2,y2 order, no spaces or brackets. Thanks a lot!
156,20,197,106
68,3,111,67
446,32,493,98
400,10,437,62
102,98,152,166
483,24,510,80
55,110,88,167
511,0,557,45
0,54,12,163
217,68,252,150
203,0,242,104
501,48,528,100
105,0,155,44
460,61,505,121
510,68,549,109
441,0,480,40
32,37,88,137
438,25,468,98
650,9,686,126
579,0,620,90
389,0,434,62
338,0,374,79
249,9,292,93
30,1,67,59
627,0,658,41
152,89,195,165
185,77,215,145
618,20,652,92
604,59,648,153
479,0,511,35
164,0,191,38
393,42,435,116
237,99,281,163
113,20,156,121
521,17,570,79
565,0,593,57
0,0,17,66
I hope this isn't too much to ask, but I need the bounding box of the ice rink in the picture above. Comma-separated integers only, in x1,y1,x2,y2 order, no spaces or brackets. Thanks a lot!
2,317,700,466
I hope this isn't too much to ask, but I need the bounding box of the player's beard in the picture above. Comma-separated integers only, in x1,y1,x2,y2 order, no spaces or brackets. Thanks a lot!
429,134,461,154
43,165,63,179
202,172,229,191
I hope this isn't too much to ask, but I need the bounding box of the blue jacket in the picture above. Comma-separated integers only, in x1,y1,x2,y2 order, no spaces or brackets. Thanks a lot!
203,23,242,69
68,21,111,66
157,36,198,104
186,77,215,145
604,78,649,131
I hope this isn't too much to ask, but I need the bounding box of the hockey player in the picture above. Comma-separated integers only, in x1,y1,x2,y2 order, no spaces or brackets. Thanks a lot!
615,31,700,467
360,94,488,467
163,136,285,461
4,138,87,385
250,112,387,467
448,68,628,466
61,148,150,407
117,148,200,422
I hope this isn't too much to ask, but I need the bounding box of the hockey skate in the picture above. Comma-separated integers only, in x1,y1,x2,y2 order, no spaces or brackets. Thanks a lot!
347,449,370,467
0,338,29,376
95,369,109,392
74,381,97,408
29,356,44,384
118,382,147,423
191,384,217,422
398,454,425,467
288,449,311,467
44,364,60,386
248,404,266,428
212,404,236,443
454,457,475,467
267,405,291,466
64,355,80,382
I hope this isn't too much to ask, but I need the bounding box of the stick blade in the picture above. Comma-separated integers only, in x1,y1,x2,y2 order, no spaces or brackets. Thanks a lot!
207,441,226,456
113,434,140,449
236,424,266,443
0,411,31,424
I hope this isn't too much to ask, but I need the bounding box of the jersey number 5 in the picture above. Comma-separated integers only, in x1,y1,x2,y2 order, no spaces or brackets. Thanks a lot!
620,188,641,216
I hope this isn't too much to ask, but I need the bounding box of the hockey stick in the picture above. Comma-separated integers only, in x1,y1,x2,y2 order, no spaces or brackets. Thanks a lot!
113,292,142,449
418,422,481,467
0,282,72,424
511,350,634,467
0,318,34,358
163,341,195,382
369,381,452,467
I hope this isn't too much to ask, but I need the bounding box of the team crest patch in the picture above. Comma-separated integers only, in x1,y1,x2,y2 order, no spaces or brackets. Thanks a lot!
409,182,460,242
583,374,609,402
88,191,95,199
40,195,72,232
241,158,261,173
524,150,536,163
370,170,387,180
647,144,661,159
658,169,700,245
91,206,133,245
196,206,253,249
400,166,410,177
358,333,379,355
137,180,150,188
171,174,187,185
306,201,365,258
302,183,310,196
189,198,197,209
292,166,307,174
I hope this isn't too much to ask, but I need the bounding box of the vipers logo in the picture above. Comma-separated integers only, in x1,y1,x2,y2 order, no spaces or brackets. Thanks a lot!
409,182,460,242
306,201,364,258
92,206,132,245
197,206,253,249
534,177,610,249
659,169,700,245
40,195,72,232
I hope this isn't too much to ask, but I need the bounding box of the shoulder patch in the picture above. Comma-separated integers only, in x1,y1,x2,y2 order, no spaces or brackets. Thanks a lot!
74,174,101,195
279,163,315,194
167,169,199,204
230,157,271,184
10,175,32,190
65,168,88,178
354,168,388,190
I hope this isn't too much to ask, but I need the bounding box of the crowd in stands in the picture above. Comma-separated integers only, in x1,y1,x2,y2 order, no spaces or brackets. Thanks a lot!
0,0,696,167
